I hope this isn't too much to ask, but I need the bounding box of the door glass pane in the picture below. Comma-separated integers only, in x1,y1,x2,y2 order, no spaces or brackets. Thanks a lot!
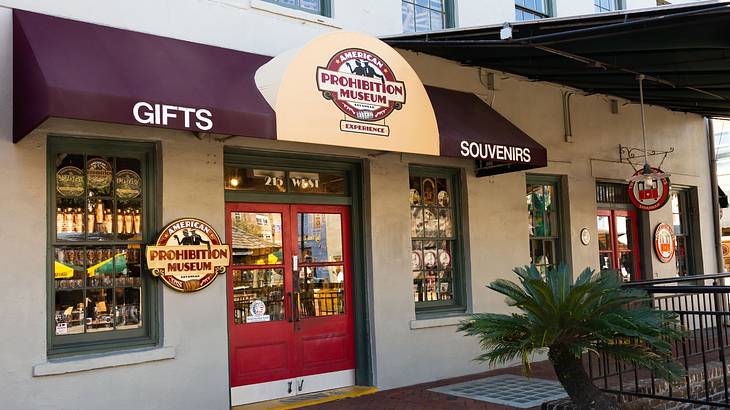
232,268,285,324
676,237,688,275
298,213,343,263
230,212,283,265
619,252,634,282
297,265,345,317
599,252,614,271
615,216,632,251
597,215,612,251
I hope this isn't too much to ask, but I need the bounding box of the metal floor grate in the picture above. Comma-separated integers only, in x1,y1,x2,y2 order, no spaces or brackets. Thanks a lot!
429,374,568,409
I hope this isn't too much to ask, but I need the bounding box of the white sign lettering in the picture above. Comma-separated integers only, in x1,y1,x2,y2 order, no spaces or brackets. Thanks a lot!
459,140,532,163
133,102,213,131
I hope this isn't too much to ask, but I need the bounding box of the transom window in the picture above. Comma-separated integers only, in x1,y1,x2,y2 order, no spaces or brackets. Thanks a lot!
515,0,550,21
402,0,453,33
409,166,465,314
49,137,158,356
224,166,348,195
263,0,331,17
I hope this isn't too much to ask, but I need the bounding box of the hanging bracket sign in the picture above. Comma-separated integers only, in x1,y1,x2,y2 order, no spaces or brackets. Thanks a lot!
146,218,230,292
654,223,676,263
627,167,670,211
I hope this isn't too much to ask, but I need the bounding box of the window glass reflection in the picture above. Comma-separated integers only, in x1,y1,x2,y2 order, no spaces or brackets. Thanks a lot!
298,266,345,317
231,212,283,265
298,213,343,263
597,216,611,251
616,216,632,250
232,268,285,324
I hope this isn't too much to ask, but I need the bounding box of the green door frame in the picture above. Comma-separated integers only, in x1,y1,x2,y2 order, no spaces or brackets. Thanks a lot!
223,147,372,386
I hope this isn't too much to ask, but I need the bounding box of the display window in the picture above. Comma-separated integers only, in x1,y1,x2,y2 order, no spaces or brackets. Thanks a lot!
526,176,565,273
409,166,465,314
48,137,158,356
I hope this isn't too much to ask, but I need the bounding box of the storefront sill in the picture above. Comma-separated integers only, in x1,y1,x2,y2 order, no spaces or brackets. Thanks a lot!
250,0,342,28
409,315,469,330
33,346,176,377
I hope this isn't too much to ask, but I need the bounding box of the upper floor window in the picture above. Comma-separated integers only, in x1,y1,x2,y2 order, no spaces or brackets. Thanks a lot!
264,0,332,17
515,0,550,21
595,0,624,12
402,0,454,33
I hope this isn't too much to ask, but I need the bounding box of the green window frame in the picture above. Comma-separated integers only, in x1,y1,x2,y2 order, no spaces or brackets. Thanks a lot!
401,0,455,33
527,175,566,271
515,0,553,21
671,189,694,276
263,0,332,17
48,136,159,357
409,166,466,316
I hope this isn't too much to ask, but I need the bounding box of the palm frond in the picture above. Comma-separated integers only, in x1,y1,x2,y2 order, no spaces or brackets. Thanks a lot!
460,264,686,385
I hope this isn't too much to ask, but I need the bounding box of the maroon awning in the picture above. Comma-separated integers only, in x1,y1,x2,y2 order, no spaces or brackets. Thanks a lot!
426,86,547,176
13,10,276,142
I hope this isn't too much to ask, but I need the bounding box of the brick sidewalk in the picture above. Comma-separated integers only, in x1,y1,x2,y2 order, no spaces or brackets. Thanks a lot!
305,360,559,409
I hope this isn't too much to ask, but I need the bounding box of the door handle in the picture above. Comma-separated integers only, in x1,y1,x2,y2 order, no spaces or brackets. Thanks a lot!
288,292,295,323
292,255,298,272
292,292,301,322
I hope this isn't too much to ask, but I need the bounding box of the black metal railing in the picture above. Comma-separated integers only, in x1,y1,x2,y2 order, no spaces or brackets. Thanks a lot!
585,273,730,407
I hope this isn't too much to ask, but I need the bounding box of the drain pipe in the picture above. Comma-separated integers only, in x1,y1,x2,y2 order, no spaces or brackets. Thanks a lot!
707,117,724,273
562,91,574,143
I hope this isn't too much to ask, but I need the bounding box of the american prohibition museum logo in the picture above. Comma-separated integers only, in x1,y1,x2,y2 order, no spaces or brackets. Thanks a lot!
146,218,230,292
316,48,406,136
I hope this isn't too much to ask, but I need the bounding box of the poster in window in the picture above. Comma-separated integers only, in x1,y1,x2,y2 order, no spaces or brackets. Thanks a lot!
56,166,84,197
115,170,142,199
437,190,450,207
422,178,436,205
87,158,113,190
423,249,437,269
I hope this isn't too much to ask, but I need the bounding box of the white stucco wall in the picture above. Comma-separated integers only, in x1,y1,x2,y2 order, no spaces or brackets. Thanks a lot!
358,51,717,389
0,113,232,408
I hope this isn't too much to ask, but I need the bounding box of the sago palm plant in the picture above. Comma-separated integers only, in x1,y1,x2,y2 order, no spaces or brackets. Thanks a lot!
459,265,684,409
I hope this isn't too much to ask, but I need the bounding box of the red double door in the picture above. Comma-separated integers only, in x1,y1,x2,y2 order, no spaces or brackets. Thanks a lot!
226,203,354,393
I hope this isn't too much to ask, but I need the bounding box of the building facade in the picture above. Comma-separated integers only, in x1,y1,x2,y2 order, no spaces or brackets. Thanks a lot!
0,1,718,409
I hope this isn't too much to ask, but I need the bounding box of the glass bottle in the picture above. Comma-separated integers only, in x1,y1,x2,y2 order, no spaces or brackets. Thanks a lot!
104,211,113,234
56,207,64,233
124,209,133,235
64,208,74,233
74,208,84,233
117,213,124,234
133,209,141,234
95,201,104,227
87,212,95,234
